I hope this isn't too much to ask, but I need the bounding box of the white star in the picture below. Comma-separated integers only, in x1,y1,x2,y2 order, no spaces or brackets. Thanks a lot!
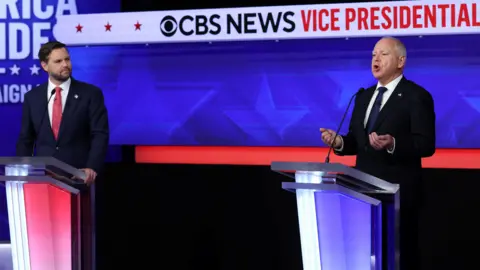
9,64,20,75
30,64,40,75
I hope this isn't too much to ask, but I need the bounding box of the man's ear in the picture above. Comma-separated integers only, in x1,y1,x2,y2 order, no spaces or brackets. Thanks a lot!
397,56,406,69
40,61,48,72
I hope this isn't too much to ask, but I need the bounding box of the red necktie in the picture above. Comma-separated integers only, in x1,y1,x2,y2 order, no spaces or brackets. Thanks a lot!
52,87,62,140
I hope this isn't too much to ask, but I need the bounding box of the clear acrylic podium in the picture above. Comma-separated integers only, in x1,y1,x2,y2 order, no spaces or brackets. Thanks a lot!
271,162,400,270
0,157,94,270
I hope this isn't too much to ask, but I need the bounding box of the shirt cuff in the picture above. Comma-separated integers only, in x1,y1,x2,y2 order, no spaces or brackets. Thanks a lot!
387,137,395,154
334,136,344,152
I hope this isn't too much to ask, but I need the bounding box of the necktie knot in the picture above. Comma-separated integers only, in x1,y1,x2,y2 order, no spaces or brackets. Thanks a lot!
377,86,388,94
55,86,62,94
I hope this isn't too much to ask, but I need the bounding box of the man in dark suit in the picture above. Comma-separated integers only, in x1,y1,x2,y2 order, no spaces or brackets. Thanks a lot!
16,41,109,184
320,37,436,269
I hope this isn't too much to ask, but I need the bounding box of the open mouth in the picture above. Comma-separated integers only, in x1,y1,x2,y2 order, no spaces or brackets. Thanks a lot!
373,64,380,71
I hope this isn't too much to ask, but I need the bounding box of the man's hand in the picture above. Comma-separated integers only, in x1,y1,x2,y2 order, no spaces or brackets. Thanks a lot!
320,128,342,148
77,168,97,185
369,132,394,151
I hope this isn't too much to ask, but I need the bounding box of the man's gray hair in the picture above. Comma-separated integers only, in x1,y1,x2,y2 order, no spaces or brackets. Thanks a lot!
382,36,407,57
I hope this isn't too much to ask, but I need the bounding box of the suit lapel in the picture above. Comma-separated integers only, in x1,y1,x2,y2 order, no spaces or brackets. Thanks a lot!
35,84,57,141
358,87,376,127
370,77,407,132
37,84,48,123
57,79,80,142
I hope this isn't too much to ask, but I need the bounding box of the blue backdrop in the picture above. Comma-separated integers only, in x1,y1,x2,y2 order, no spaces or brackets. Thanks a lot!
65,34,478,148
3,34,480,155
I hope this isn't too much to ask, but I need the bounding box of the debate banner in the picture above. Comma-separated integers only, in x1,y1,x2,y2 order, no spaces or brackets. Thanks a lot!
53,0,480,45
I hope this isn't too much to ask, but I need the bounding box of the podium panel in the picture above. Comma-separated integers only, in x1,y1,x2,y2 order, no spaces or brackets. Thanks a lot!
272,162,399,270
27,184,77,270
0,157,91,270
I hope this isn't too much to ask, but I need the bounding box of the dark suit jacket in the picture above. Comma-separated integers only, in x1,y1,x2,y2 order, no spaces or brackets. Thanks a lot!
16,78,109,174
335,76,435,185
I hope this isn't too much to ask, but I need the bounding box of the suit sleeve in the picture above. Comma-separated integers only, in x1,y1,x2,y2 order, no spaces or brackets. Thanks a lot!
86,89,109,174
392,89,436,160
16,94,35,156
334,98,361,156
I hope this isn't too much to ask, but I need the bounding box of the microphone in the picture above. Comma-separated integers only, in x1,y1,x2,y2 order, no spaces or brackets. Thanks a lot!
32,89,56,156
324,87,365,163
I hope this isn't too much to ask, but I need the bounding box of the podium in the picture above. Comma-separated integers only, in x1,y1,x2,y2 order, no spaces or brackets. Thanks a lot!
0,157,94,270
271,162,400,270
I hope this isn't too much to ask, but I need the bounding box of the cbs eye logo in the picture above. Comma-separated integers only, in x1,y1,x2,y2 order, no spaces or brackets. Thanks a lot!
160,16,178,37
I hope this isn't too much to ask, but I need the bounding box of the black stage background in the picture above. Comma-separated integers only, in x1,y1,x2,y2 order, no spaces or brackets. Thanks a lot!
95,148,480,269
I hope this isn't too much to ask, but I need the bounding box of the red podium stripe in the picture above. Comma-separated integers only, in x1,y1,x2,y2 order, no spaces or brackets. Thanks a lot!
135,146,479,169
23,184,72,270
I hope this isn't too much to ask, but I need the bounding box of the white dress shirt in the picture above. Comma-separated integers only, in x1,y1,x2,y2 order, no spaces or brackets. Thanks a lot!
336,74,403,153
364,74,403,127
47,78,71,126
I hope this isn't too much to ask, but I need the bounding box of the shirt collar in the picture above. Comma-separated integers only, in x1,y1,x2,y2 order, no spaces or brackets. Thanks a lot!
376,74,403,92
48,77,71,92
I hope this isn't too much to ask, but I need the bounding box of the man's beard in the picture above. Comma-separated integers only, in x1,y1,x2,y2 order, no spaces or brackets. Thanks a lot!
50,70,71,82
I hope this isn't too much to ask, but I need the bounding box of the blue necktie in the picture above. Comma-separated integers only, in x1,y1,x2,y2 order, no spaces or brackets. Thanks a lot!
366,87,388,133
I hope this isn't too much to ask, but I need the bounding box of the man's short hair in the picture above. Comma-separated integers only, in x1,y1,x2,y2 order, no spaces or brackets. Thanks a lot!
38,41,67,63
382,36,407,57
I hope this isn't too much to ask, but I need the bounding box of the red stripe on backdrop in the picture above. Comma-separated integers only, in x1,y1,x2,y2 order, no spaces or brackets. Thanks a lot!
135,146,479,169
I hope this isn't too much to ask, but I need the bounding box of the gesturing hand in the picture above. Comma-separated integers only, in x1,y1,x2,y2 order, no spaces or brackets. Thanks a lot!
369,132,394,151
320,128,342,148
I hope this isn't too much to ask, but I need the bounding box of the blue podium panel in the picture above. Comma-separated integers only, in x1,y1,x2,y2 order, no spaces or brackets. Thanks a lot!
314,192,376,270
274,162,399,270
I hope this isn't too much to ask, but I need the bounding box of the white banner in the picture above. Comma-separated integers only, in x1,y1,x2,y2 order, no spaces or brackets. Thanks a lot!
54,0,480,46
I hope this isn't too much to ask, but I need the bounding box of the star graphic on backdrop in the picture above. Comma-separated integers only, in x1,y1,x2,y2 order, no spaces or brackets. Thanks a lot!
105,22,112,31
324,71,374,107
223,73,309,142
75,23,83,33
447,126,458,144
458,93,480,144
110,59,217,144
10,64,20,75
134,21,142,31
462,95,480,114
116,85,216,143
30,64,40,75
